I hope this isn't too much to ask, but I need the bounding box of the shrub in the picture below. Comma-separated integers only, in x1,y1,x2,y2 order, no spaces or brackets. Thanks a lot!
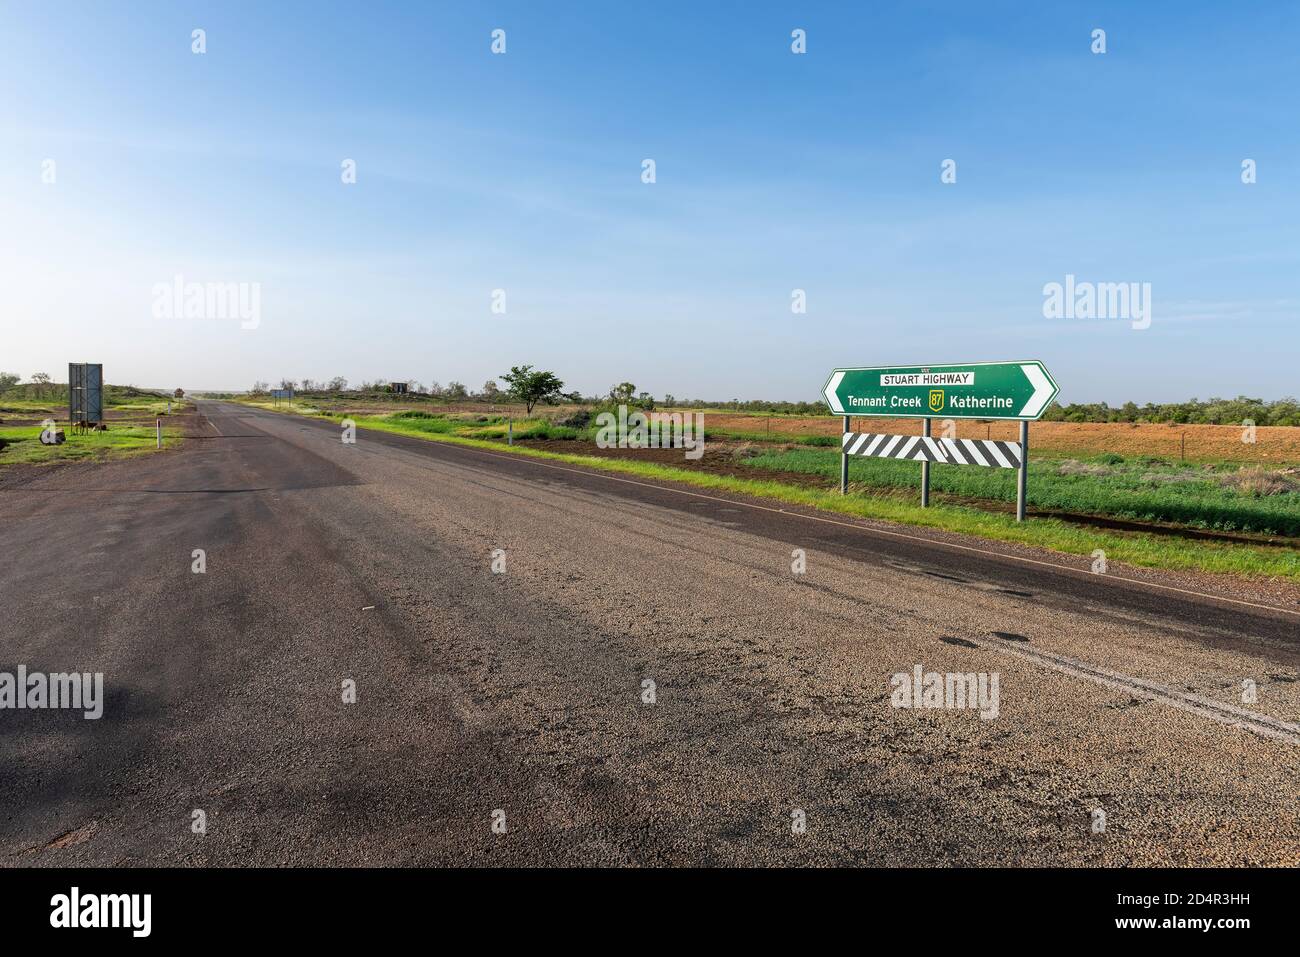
556,408,594,429
1218,467,1298,497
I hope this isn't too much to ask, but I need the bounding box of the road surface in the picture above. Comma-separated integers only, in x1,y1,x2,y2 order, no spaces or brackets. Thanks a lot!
1,400,1297,865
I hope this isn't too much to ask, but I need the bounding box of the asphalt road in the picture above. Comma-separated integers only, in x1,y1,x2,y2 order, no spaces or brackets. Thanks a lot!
1,400,1297,866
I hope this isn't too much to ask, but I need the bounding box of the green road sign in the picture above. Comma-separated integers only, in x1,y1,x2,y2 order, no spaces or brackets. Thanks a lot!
822,360,1059,421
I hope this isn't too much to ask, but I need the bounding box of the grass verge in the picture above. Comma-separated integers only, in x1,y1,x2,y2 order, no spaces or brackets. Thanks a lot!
739,447,1300,536
0,425,180,464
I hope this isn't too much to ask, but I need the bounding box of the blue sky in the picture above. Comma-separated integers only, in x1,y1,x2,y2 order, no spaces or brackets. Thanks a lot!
1,1,1296,402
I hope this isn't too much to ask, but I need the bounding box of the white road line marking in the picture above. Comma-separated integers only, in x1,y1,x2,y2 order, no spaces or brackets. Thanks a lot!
980,637,1300,746
208,419,223,436
254,408,1300,620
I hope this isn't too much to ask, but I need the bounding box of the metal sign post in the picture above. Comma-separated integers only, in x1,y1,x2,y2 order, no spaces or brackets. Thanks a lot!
920,418,931,507
840,415,849,494
1017,421,1029,522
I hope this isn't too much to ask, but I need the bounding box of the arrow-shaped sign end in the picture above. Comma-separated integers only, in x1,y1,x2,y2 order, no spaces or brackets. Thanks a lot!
1018,363,1056,418
823,371,846,414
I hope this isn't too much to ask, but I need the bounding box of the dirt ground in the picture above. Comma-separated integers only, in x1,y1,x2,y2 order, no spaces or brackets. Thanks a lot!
228,395,1300,464
703,414,1300,464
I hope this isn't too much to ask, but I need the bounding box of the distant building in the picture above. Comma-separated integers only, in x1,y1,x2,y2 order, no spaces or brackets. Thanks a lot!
388,382,409,394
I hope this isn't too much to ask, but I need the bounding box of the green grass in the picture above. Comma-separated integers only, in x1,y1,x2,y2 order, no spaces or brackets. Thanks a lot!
487,421,580,441
736,447,1300,537
231,398,1300,581
1,394,186,418
280,405,581,442
386,414,464,434
0,399,61,416
0,425,179,464
109,399,189,415
703,427,839,446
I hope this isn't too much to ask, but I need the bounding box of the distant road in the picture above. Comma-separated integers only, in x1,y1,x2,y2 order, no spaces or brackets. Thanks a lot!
1,400,1297,865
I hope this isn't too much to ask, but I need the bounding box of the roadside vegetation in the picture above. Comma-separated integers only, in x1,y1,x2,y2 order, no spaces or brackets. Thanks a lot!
0,375,188,466
235,386,1300,581
0,424,180,465
735,447,1300,537
0,377,188,418
228,371,1300,425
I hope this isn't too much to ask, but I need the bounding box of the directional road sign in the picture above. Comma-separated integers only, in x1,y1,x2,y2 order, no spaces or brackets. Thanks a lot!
822,360,1058,421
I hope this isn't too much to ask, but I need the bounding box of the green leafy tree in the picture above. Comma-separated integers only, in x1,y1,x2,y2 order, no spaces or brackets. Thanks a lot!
502,365,566,414
608,382,636,404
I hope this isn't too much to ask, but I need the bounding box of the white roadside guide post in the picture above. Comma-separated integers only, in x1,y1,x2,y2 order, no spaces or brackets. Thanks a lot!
156,418,162,449
822,361,1057,522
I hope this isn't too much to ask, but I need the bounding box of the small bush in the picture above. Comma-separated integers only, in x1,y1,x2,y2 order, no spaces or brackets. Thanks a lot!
1095,452,1125,465
556,409,594,429
514,422,579,441
1218,467,1298,497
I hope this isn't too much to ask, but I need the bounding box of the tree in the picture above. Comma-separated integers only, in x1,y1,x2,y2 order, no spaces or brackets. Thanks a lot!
502,365,566,414
328,376,348,392
482,379,500,397
251,381,269,394
445,381,468,400
609,381,636,404
278,378,296,391
0,372,19,393
31,372,51,398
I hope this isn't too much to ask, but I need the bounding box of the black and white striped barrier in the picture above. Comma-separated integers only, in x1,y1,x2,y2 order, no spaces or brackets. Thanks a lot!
841,431,1023,469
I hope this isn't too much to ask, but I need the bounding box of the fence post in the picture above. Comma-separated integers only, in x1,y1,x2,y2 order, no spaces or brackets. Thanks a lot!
156,419,162,449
